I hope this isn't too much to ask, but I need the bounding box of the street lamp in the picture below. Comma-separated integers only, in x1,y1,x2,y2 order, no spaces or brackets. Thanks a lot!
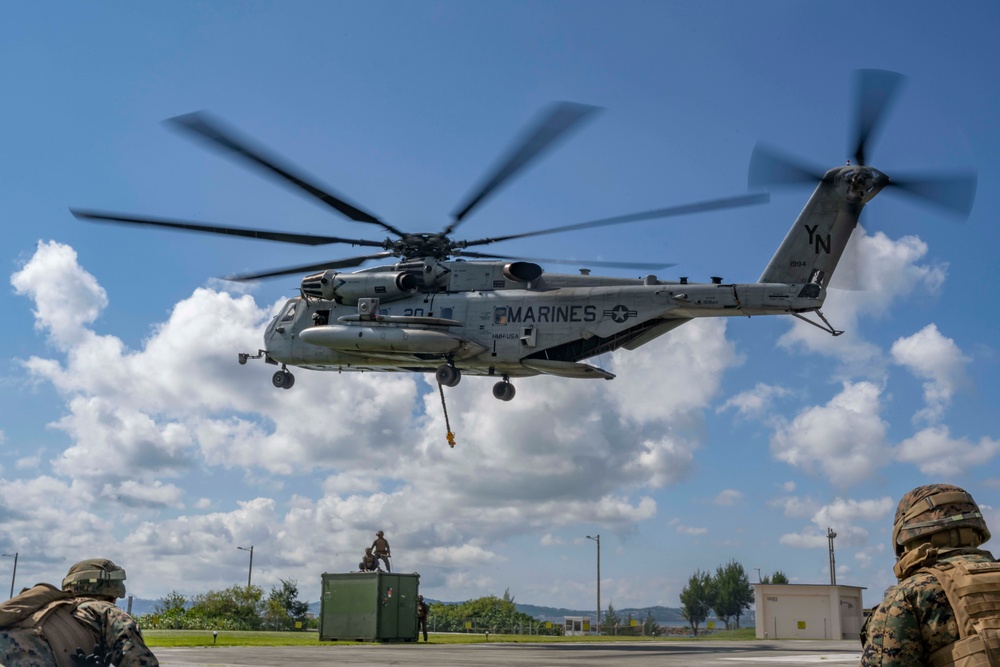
827,528,837,586
586,535,600,635
237,545,254,589
1,553,17,599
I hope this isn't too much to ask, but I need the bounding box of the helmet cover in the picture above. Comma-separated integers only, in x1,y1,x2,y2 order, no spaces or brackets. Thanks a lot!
62,558,127,599
892,484,991,556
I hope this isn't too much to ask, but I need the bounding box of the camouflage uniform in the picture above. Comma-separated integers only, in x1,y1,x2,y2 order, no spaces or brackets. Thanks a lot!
359,547,378,572
0,559,158,667
860,484,998,666
372,531,391,572
860,549,996,665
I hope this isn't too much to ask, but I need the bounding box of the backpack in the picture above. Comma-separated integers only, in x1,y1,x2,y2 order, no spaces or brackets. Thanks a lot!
925,559,1000,666
0,583,101,667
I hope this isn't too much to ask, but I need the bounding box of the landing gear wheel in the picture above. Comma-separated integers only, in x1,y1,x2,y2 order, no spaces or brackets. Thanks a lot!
492,381,516,401
272,369,295,389
435,365,461,387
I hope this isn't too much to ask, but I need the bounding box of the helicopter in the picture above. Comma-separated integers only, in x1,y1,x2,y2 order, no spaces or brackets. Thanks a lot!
73,70,975,407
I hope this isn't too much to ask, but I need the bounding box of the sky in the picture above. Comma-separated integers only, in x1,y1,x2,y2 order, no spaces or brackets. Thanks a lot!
2,2,999,613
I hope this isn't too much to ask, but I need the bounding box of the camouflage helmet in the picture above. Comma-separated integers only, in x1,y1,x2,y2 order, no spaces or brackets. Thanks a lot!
62,558,127,599
892,484,991,556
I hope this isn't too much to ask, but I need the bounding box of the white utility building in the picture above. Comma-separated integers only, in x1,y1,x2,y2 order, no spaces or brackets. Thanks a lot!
753,584,865,640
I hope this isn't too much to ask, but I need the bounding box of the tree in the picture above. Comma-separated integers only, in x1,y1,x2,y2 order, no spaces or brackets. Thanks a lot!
679,570,713,636
713,560,754,629
187,584,265,630
154,590,187,616
426,592,557,634
602,602,621,634
264,579,310,630
641,610,660,637
762,570,788,584
152,590,188,628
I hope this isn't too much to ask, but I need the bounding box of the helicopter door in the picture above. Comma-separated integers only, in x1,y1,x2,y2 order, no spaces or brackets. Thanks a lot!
265,299,302,356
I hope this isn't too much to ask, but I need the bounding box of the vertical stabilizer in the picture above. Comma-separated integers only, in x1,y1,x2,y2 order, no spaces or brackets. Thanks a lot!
759,167,887,288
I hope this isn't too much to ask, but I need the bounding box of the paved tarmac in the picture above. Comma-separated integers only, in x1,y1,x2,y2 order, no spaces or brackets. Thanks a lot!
156,639,862,666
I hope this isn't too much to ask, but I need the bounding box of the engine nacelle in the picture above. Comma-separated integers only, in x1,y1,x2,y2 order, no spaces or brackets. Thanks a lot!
301,270,418,304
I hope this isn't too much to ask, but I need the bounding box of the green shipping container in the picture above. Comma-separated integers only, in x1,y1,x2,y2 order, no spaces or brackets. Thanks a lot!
319,572,420,642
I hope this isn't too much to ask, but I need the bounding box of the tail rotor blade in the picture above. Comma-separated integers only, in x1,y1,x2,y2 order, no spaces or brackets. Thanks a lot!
851,69,905,166
889,171,978,219
748,143,825,189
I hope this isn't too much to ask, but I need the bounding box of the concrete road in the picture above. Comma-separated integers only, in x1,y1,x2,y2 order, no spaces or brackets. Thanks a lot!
156,639,862,666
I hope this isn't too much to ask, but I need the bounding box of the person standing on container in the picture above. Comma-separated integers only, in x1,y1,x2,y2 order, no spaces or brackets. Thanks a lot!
372,531,392,572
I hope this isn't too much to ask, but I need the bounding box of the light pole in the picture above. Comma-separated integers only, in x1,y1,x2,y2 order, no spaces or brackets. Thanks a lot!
827,528,837,586
754,567,762,584
237,545,254,589
586,535,600,635
1,553,17,599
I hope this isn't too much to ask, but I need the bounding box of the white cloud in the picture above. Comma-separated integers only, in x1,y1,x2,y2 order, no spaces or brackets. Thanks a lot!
11,241,108,350
778,496,893,550
540,534,563,547
779,229,946,376
890,324,969,423
717,383,791,420
16,454,40,470
713,489,744,506
609,319,740,425
770,381,890,487
668,518,707,536
896,426,1000,476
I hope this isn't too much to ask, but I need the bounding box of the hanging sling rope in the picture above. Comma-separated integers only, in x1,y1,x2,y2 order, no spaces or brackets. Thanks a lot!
438,381,457,448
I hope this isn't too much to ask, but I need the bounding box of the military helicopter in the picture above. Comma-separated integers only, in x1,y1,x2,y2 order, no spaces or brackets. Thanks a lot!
73,70,974,407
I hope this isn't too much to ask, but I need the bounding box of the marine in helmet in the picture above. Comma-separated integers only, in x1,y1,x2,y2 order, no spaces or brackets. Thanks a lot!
0,558,159,667
371,531,391,573
860,484,999,666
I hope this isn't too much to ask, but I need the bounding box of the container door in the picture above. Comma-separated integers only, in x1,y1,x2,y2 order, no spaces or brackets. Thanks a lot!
378,575,399,638
397,574,419,639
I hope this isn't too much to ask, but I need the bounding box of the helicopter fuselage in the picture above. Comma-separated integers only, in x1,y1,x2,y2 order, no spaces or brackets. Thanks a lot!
259,262,827,380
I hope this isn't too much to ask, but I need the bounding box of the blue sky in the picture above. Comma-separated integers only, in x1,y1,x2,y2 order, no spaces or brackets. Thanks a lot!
2,2,999,611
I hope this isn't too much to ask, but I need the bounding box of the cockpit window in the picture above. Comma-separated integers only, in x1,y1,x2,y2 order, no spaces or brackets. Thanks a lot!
279,303,297,322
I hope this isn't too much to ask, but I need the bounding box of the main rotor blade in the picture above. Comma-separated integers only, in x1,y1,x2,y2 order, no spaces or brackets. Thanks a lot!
225,252,397,281
462,192,769,248
851,69,904,166
167,112,405,237
888,170,978,219
71,209,388,248
447,102,600,234
748,144,826,188
459,250,675,271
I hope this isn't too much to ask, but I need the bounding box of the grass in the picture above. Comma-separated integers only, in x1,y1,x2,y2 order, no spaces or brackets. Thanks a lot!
143,627,757,648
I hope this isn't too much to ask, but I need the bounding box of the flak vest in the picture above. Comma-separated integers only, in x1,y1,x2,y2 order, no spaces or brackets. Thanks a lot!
0,583,99,667
923,559,1000,666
